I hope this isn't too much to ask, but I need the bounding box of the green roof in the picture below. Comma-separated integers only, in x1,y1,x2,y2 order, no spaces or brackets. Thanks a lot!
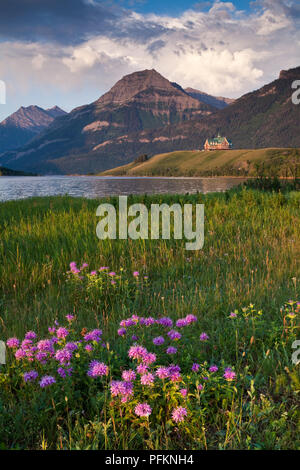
207,136,232,145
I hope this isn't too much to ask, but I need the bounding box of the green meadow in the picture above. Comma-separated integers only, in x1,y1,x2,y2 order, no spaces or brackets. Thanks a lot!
100,148,300,177
0,187,299,450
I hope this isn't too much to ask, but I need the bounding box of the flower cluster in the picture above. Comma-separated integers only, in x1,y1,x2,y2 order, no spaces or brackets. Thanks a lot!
87,361,109,378
4,264,247,427
5,314,237,424
5,315,109,388
223,367,236,381
135,403,152,417
110,380,134,403
67,262,148,288
172,406,188,423
117,312,202,359
6,306,238,424
84,329,103,342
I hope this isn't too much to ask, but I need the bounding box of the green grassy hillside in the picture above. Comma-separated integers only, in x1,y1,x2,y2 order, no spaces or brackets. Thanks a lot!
100,148,300,177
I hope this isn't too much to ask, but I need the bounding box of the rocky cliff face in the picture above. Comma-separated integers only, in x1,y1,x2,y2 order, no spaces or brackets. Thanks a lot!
98,69,173,105
92,69,214,129
279,68,300,81
0,105,66,153
97,69,209,116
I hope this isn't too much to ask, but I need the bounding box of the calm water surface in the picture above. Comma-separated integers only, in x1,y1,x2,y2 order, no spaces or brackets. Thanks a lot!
0,176,248,201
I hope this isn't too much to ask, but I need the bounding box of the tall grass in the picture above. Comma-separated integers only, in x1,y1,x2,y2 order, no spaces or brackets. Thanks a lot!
0,187,299,449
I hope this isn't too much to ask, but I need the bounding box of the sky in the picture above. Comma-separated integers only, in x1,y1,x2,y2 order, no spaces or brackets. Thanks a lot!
119,0,252,15
0,0,299,121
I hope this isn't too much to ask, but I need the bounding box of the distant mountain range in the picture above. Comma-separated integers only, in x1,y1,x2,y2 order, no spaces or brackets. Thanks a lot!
0,66,299,174
0,105,66,154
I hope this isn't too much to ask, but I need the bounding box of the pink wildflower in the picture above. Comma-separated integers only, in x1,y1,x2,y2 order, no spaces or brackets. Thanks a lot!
135,403,152,417
172,406,187,423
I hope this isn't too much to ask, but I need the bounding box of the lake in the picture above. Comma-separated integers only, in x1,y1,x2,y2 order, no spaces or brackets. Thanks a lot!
0,176,248,201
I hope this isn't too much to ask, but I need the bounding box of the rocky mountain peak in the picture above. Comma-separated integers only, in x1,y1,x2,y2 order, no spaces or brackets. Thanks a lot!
279,66,300,81
46,106,67,118
97,69,190,106
1,105,66,129
0,104,67,153
1,105,51,129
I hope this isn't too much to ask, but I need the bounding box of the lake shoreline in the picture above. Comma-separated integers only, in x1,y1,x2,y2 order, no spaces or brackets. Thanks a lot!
0,175,249,201
1,174,298,202
2,173,297,180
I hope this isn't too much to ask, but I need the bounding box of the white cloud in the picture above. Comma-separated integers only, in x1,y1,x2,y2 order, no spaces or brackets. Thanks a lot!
160,48,263,92
255,9,291,35
0,0,299,121
63,45,99,72
32,53,46,70
59,2,298,96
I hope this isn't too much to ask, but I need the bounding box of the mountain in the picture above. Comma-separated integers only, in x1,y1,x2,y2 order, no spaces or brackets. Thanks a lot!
95,65,300,167
0,70,215,174
185,88,235,109
1,66,300,175
0,105,67,153
45,106,67,119
138,66,300,152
